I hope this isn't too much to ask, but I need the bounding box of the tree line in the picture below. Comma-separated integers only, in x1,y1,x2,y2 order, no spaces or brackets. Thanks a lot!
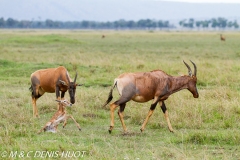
0,17,239,30
179,17,239,30
0,18,171,29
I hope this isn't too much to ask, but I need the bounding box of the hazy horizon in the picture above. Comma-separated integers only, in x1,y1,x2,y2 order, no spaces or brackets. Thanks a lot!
1,0,240,22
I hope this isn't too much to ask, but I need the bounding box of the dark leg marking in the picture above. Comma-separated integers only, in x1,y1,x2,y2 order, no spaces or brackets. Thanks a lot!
119,103,126,113
56,85,60,99
160,101,167,113
61,92,65,99
159,101,174,132
118,103,127,132
150,101,158,111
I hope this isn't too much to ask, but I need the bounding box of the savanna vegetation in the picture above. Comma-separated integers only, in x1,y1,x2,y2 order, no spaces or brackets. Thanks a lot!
0,30,239,159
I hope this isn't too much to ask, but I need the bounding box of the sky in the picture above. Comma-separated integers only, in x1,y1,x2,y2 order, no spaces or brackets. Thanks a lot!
0,0,240,21
162,0,240,3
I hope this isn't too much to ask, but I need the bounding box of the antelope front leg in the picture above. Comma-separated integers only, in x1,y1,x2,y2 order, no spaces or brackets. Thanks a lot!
109,103,117,134
61,91,65,100
63,115,81,131
56,86,61,110
160,101,174,132
56,86,61,100
37,127,45,134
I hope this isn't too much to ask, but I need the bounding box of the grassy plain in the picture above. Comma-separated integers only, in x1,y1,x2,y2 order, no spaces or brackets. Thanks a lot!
0,30,239,159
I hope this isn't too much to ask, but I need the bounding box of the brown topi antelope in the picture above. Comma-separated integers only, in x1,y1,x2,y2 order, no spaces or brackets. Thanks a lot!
220,34,225,41
102,60,198,134
38,99,81,133
29,66,82,117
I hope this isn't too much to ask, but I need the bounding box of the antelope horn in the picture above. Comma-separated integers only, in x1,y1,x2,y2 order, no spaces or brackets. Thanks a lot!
183,60,192,76
190,60,197,76
74,72,78,83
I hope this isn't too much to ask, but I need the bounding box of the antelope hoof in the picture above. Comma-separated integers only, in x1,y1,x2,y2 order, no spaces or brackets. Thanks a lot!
123,130,128,135
79,128,81,131
169,127,174,133
140,128,144,132
109,126,113,134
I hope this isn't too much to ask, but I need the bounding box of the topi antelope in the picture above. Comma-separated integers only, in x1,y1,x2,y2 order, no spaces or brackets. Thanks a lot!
38,99,81,133
29,66,82,117
102,60,198,133
220,34,225,41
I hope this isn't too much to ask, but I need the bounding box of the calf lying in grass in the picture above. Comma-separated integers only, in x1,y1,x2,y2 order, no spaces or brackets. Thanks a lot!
38,99,81,133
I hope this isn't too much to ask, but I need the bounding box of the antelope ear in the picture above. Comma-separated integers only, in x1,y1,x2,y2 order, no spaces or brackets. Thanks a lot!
59,80,68,86
55,100,61,102
77,83,83,86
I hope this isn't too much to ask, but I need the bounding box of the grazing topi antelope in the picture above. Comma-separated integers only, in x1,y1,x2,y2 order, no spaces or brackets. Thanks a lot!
220,34,225,41
29,66,82,117
38,99,81,133
102,60,198,133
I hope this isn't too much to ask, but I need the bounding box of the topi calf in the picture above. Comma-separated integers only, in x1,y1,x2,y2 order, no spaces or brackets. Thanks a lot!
102,60,199,133
38,99,81,133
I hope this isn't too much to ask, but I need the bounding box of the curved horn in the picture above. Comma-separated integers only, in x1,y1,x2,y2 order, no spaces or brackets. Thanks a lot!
74,72,78,83
66,71,71,84
183,60,192,76
190,60,197,76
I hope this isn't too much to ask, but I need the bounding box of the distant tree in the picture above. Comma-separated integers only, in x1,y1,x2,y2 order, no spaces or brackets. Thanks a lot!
118,19,127,28
35,21,44,28
6,18,17,28
45,19,54,28
145,19,157,29
158,20,164,28
107,21,114,28
81,20,90,28
127,20,136,29
179,19,185,27
0,17,5,27
227,21,233,29
113,20,120,29
18,20,31,28
211,18,218,30
201,20,210,29
188,18,194,28
218,17,228,29
195,21,201,30
179,19,195,29
163,21,169,28
233,21,239,29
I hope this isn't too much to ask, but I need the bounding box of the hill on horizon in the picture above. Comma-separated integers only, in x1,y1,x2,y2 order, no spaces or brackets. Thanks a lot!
1,0,240,22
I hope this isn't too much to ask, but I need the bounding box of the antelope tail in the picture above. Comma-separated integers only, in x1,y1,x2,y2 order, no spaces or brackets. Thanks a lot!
102,80,117,108
29,85,35,97
29,85,33,92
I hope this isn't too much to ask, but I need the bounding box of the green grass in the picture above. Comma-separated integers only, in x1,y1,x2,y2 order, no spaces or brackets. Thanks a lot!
0,30,239,159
